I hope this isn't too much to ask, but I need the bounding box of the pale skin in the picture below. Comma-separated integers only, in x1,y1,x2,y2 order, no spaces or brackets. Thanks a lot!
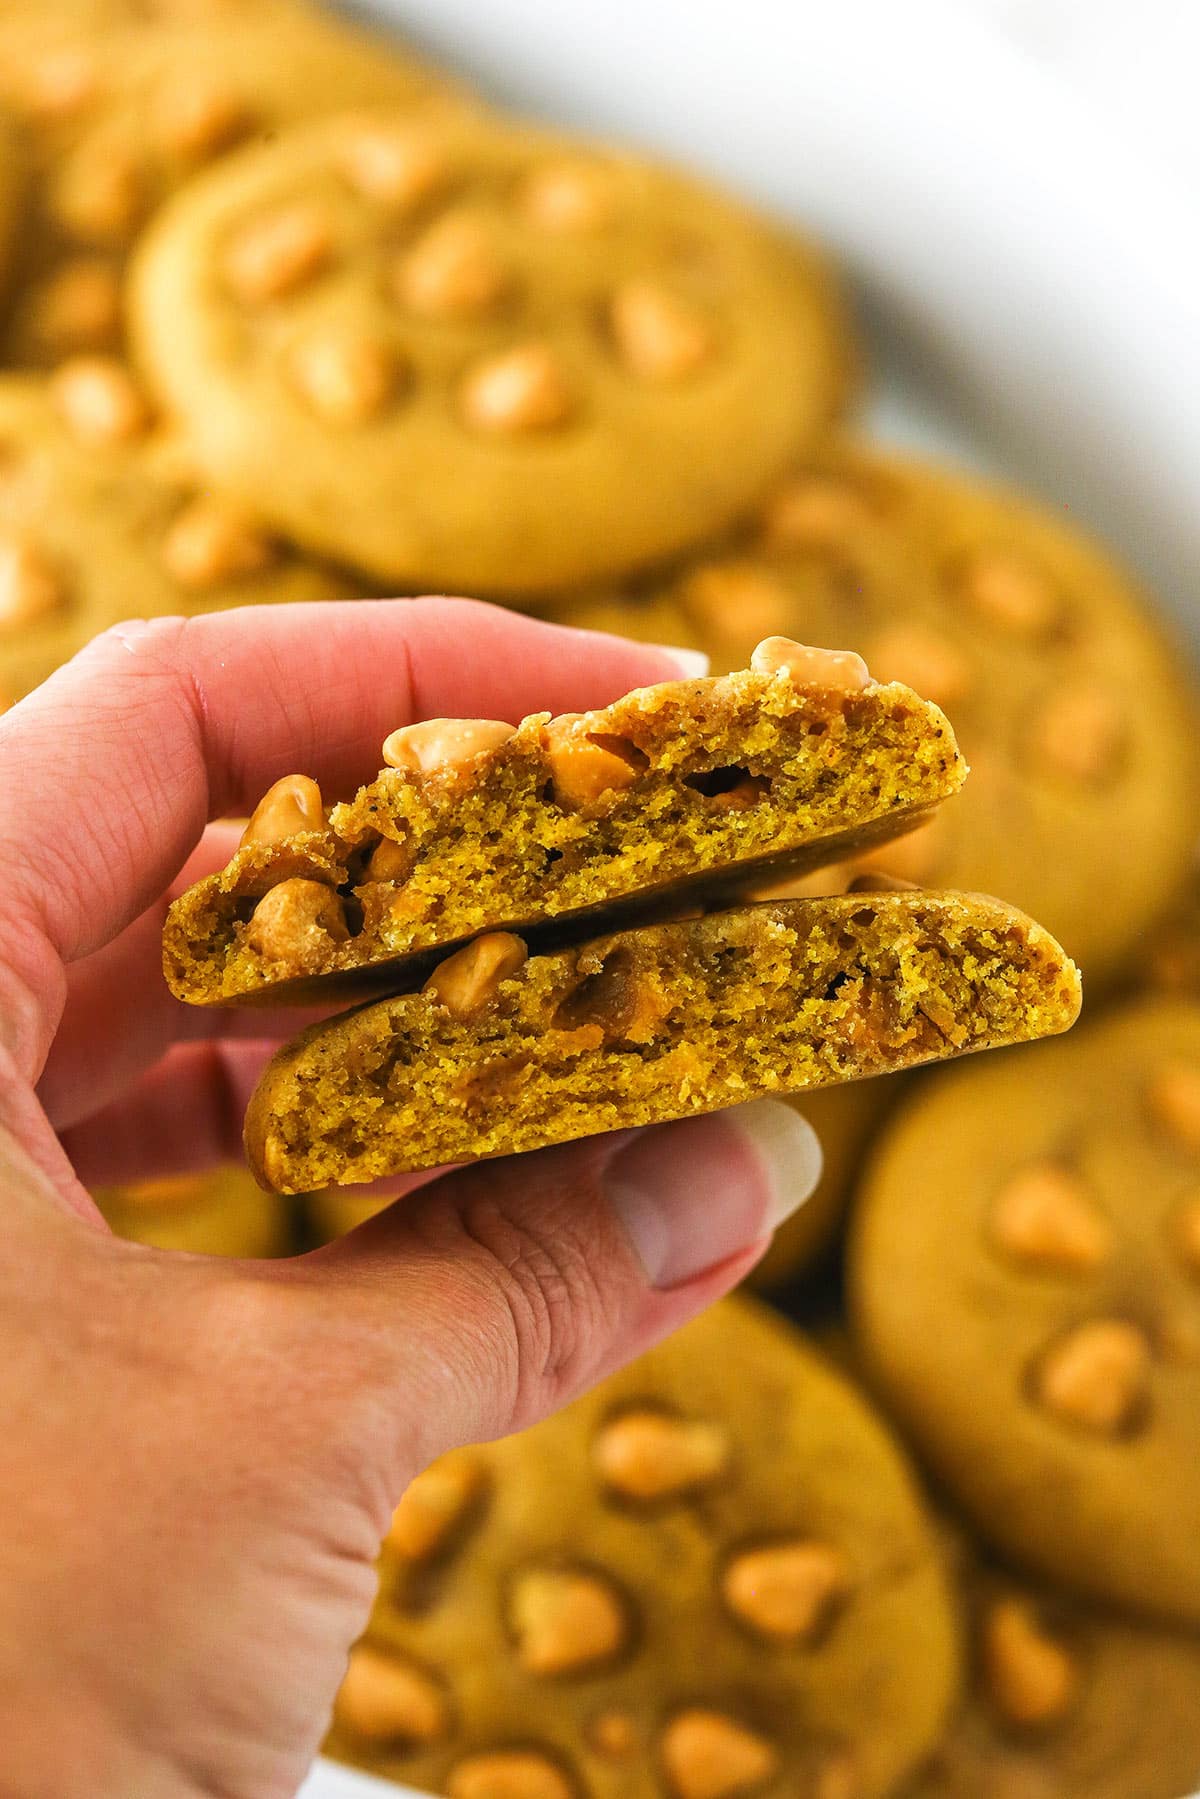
0,599,809,1799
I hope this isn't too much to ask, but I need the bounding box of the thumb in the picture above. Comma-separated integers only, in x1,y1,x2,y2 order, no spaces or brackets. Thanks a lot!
274,1099,820,1515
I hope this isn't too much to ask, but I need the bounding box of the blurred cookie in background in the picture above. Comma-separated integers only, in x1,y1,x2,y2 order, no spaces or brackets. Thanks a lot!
555,438,1200,988
95,1163,293,1257
327,1297,960,1799
850,997,1200,1627
0,109,24,304
0,5,462,365
129,106,857,595
0,372,352,707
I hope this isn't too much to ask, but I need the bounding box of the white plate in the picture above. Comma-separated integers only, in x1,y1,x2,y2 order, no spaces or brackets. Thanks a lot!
304,4,1200,1794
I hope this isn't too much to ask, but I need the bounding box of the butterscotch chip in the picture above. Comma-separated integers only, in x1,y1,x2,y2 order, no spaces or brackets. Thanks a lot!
51,142,145,245
1172,1198,1200,1278
382,717,516,775
241,774,325,846
959,547,1060,635
866,624,972,710
333,1643,450,1745
365,835,413,883
222,202,332,304
162,497,276,588
509,1565,628,1675
981,1598,1079,1729
1034,1320,1151,1436
543,717,647,809
446,1752,574,1799
660,1710,778,1799
51,356,150,446
1034,682,1125,783
519,159,618,233
989,1163,1111,1272
721,1539,850,1641
394,215,511,320
1148,1061,1200,1154
245,878,349,963
760,475,877,547
154,74,253,160
423,933,528,1022
386,1452,485,1560
593,1408,729,1500
610,280,714,383
288,326,399,426
336,125,449,209
680,562,793,645
750,635,870,691
0,535,66,630
24,259,123,355
460,342,574,435
586,1710,639,1758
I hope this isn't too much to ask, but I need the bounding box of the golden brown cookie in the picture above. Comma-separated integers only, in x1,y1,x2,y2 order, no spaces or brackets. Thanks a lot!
128,106,855,593
245,892,1080,1193
553,440,1200,986
326,1296,962,1799
94,1163,292,1257
850,996,1200,1627
0,373,351,706
0,7,457,364
163,642,965,1007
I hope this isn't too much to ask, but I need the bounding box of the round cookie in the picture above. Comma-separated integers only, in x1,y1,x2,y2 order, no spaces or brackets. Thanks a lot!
908,1568,1200,1799
0,372,351,708
326,1297,961,1799
850,997,1200,1626
556,440,1200,986
95,1163,292,1257
0,7,457,365
128,107,855,594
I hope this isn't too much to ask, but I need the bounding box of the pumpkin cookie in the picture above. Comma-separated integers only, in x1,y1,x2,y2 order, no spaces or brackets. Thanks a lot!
0,7,457,365
95,1163,292,1257
326,1296,961,1799
163,638,966,1007
555,440,1200,985
128,106,855,593
851,997,1200,1626
0,373,350,706
245,890,1080,1192
908,1556,1200,1799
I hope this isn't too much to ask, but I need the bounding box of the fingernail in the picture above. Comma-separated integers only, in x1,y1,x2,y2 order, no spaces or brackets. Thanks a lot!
653,643,711,678
606,1099,822,1290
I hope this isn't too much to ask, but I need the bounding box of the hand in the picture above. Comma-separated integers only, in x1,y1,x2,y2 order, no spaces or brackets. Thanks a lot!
0,599,819,1799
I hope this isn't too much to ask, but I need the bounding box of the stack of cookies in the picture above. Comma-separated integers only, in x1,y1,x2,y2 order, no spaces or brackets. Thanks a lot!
4,2,1200,1794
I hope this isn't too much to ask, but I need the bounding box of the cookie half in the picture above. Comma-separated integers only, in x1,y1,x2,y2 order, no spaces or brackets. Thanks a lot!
128,107,855,592
326,1296,961,1799
850,996,1200,1626
163,640,966,1006
245,890,1080,1192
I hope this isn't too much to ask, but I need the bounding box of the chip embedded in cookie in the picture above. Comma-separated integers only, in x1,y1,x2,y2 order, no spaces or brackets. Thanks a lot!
163,639,967,1006
552,439,1200,986
244,890,1080,1192
128,107,856,592
0,375,352,705
850,996,1200,1626
324,1297,961,1799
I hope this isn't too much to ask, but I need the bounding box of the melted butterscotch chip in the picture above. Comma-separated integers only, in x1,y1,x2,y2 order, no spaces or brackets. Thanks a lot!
958,547,1061,636
586,1710,639,1758
508,1565,629,1675
394,214,512,320
333,1642,451,1745
750,635,870,691
610,280,714,383
288,326,400,426
1172,1197,1200,1278
153,73,253,161
336,125,449,210
459,343,574,434
989,1162,1111,1272
51,356,150,446
161,496,277,588
721,1539,850,1642
519,159,618,233
423,933,528,1022
1033,1319,1151,1436
25,258,123,355
1034,682,1125,784
1148,1061,1200,1155
980,1597,1079,1730
447,1750,575,1799
0,533,66,630
387,1452,486,1561
866,623,972,710
543,718,647,809
760,474,878,548
222,203,333,304
593,1407,730,1500
679,561,793,645
660,1710,778,1799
